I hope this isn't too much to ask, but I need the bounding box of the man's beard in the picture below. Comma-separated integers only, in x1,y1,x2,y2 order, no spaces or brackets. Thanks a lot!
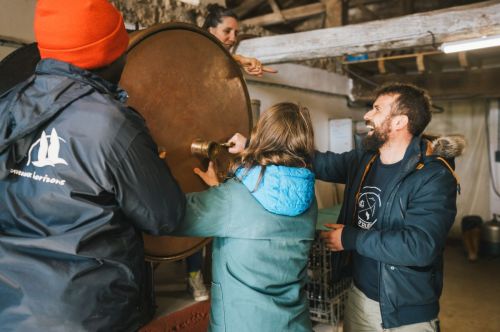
362,122,390,152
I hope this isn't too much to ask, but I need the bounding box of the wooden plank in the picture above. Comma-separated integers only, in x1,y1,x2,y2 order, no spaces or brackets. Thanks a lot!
241,3,325,27
377,59,386,74
416,54,425,73
458,52,469,69
341,51,441,64
352,67,500,100
233,0,267,18
356,3,379,20
236,1,500,64
322,0,345,27
267,0,285,22
268,0,281,14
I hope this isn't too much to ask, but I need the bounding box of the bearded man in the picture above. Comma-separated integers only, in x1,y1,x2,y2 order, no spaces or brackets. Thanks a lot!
315,83,464,331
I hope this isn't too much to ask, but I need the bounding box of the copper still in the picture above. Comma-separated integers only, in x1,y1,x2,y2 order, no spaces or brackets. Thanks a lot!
120,23,252,262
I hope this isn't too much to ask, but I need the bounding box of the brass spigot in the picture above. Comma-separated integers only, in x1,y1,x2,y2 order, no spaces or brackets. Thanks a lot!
190,139,234,160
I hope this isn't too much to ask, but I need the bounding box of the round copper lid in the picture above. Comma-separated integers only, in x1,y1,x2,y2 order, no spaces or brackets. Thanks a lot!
120,23,252,261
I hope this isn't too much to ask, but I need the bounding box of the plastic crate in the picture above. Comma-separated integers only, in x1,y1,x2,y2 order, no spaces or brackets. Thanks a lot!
306,232,351,329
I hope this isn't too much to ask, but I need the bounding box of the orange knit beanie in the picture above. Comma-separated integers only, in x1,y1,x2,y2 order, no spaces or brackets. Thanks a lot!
34,0,129,70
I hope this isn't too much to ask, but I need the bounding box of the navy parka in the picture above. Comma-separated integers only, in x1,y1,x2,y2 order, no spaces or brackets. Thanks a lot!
0,59,185,331
314,136,460,328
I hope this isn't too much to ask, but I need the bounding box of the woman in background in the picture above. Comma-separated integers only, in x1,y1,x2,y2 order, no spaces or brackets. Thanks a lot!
203,3,277,77
173,102,317,331
184,3,279,300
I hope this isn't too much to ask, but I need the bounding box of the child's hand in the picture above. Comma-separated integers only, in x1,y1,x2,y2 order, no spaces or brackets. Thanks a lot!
194,161,220,187
227,133,247,154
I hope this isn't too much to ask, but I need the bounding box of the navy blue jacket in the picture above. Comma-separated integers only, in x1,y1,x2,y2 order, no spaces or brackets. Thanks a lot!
314,136,460,328
0,59,185,331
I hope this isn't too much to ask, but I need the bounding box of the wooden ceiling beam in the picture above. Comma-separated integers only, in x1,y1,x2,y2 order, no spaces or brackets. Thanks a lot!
352,66,500,100
416,54,425,73
322,0,346,27
240,3,325,27
458,52,469,69
233,0,267,19
268,0,281,14
348,0,385,8
356,3,379,21
236,1,500,64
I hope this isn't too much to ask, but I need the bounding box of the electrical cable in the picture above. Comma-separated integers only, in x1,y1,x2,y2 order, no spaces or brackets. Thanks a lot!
485,100,500,198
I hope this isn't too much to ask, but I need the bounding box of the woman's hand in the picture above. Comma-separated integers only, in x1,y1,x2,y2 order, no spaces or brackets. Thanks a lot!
233,54,277,77
227,133,247,154
194,161,220,187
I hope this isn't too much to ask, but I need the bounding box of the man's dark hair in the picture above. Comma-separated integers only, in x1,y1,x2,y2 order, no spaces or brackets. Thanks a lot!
202,4,238,30
375,83,432,136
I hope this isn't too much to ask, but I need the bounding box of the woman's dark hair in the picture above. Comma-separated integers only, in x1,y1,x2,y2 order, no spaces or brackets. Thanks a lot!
202,4,238,30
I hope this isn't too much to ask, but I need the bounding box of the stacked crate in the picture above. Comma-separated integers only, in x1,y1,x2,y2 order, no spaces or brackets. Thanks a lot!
306,232,351,330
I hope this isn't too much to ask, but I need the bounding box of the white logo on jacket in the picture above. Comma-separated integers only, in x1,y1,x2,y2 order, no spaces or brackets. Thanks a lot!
27,128,68,167
357,186,381,229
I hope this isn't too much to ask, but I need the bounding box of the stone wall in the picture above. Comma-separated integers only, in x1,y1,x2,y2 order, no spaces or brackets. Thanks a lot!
110,0,268,36
110,0,204,28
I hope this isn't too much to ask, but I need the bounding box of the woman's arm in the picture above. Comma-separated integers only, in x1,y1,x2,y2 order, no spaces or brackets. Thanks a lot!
233,54,277,77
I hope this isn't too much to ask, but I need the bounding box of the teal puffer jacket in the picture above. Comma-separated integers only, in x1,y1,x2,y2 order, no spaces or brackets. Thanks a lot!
173,165,317,332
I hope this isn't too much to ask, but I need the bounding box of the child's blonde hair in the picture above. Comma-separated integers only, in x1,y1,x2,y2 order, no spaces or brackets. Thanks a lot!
232,102,314,187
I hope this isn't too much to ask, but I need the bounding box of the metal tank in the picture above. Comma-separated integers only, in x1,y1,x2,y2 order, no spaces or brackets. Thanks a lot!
120,22,252,262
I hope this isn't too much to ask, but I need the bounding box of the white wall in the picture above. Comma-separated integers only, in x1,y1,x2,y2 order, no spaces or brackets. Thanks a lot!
0,0,36,61
488,100,500,219
0,0,35,43
427,99,490,238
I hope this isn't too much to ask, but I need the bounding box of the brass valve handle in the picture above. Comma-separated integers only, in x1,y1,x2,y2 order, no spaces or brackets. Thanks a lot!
190,139,234,160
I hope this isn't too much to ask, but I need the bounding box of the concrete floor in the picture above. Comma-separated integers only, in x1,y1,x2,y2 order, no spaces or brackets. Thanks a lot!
151,243,500,331
440,243,500,332
152,260,196,318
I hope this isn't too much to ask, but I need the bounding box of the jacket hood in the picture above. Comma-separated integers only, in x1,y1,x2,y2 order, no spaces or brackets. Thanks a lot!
235,165,315,217
0,59,125,179
425,134,466,159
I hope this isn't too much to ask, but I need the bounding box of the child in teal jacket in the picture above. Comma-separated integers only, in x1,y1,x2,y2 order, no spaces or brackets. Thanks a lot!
173,102,317,331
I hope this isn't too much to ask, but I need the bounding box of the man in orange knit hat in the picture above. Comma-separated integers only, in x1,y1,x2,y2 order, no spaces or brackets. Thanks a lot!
0,1,185,330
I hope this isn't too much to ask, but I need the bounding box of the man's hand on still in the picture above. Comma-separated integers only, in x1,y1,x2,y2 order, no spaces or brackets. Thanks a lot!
320,224,345,251
227,133,247,154
194,161,220,187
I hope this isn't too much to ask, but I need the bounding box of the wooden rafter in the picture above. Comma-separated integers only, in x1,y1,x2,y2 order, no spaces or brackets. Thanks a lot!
416,54,425,73
233,0,267,19
356,3,379,20
353,66,500,100
236,1,500,64
268,0,281,14
241,3,325,27
322,0,345,27
268,0,285,22
458,52,469,69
